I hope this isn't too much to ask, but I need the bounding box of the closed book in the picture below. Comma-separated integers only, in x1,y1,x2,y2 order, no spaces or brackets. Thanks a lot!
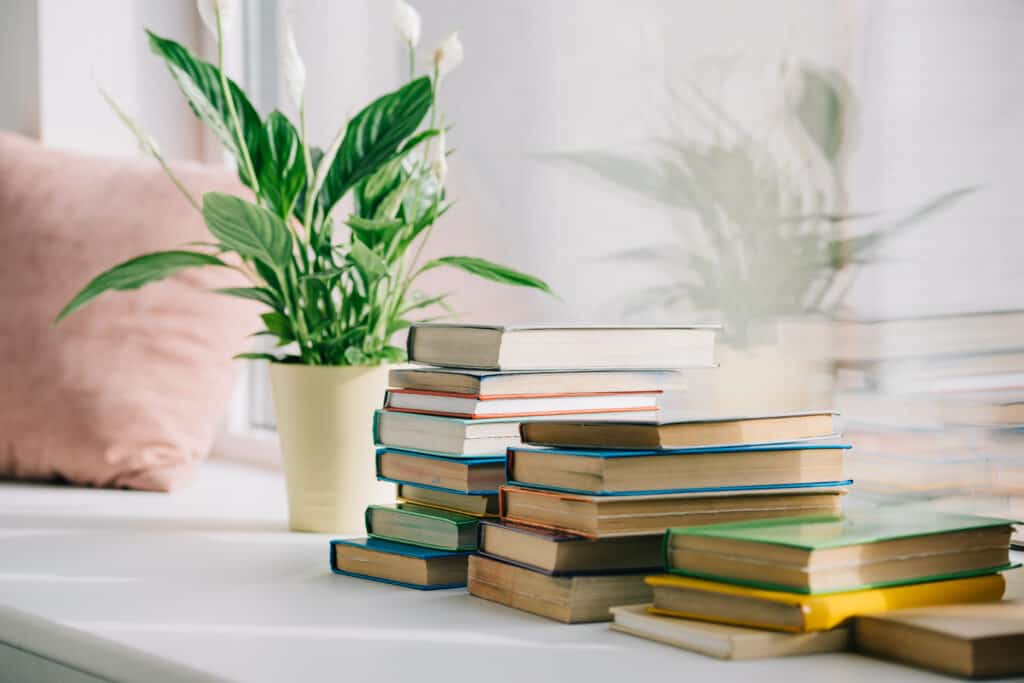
467,554,652,623
366,503,480,551
646,573,1007,633
329,538,471,590
389,367,682,397
609,604,850,659
384,388,661,419
407,324,719,371
507,443,851,495
374,409,656,458
500,485,846,539
376,449,506,495
520,411,838,450
397,484,499,517
478,520,663,575
665,510,1017,593
854,600,1024,678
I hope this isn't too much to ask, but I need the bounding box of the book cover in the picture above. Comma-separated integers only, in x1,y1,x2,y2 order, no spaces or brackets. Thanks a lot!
365,503,479,551
609,604,850,659
646,573,1008,632
668,509,1019,550
328,538,471,590
375,448,506,495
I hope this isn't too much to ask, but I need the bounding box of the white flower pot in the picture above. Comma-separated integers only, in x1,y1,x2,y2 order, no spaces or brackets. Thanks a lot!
269,363,394,533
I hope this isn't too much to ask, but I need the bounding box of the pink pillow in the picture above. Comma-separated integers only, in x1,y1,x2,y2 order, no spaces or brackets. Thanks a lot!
0,133,257,491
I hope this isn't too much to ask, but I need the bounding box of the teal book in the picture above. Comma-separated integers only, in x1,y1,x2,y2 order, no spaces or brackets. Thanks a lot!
666,510,1018,594
366,502,480,551
330,538,471,590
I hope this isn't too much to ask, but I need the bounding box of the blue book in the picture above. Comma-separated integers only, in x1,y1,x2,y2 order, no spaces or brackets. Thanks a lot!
506,443,853,496
329,537,471,590
376,448,506,495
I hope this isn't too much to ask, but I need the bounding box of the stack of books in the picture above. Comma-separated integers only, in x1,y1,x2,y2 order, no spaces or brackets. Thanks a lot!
468,405,855,620
332,324,710,589
610,510,1019,670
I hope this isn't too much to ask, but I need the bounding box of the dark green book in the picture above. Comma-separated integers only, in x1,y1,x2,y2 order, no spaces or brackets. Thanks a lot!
366,503,480,551
666,510,1017,594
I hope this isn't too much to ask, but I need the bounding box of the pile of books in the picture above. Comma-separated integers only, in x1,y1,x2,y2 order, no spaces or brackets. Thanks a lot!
470,410,851,622
331,324,713,589
611,510,1021,677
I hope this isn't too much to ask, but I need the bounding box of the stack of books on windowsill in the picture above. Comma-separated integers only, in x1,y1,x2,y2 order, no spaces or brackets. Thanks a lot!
331,324,714,590
470,410,853,623
609,510,1020,672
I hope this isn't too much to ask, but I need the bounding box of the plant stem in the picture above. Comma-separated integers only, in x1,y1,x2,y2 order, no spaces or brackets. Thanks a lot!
407,44,415,82
216,8,260,195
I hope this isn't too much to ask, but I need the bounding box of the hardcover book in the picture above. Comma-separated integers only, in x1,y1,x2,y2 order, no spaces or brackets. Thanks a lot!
478,520,663,575
646,573,1007,633
397,483,499,517
377,448,506,495
506,443,851,495
665,510,1017,593
406,324,719,371
384,388,660,419
520,411,838,450
366,503,480,552
467,554,653,623
609,604,850,659
854,600,1024,678
329,538,471,590
388,367,682,397
499,485,846,539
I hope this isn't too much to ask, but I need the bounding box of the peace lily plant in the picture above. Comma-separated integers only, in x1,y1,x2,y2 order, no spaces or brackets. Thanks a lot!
57,0,552,367
61,1,552,533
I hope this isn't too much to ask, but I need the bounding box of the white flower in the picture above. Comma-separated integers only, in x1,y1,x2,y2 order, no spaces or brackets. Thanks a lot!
282,21,306,111
197,0,236,38
429,129,447,184
393,1,421,48
433,31,463,79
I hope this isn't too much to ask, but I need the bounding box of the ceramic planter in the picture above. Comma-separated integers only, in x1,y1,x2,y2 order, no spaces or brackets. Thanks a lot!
269,363,394,533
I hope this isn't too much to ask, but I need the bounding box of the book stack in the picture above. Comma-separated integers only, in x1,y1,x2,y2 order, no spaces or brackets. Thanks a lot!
332,324,710,590
467,388,857,620
610,510,1019,670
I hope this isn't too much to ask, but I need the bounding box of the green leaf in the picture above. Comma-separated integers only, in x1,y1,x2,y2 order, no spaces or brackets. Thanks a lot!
421,256,553,294
213,286,280,309
202,193,293,269
233,352,279,361
321,77,433,216
56,250,226,322
260,311,294,343
347,215,405,249
146,30,263,188
348,240,389,278
257,112,306,218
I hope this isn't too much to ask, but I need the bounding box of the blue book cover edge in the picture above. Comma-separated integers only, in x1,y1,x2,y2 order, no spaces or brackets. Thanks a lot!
502,479,855,497
376,474,500,496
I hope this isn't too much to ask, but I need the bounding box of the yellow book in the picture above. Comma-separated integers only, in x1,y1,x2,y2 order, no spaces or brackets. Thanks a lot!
646,572,1007,633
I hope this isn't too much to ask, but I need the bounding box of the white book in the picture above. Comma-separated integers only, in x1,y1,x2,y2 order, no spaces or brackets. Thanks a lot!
384,389,660,419
388,367,684,397
609,604,849,660
407,324,719,371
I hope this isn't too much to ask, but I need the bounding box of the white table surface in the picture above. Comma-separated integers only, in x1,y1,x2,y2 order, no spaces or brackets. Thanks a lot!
1,460,1021,683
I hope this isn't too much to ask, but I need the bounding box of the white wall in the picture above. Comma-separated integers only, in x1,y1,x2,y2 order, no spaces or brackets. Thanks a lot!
847,0,1024,319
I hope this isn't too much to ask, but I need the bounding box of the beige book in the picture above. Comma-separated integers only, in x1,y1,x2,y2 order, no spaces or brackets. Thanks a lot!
855,600,1024,678
609,604,849,659
467,555,652,623
500,486,845,539
521,411,836,450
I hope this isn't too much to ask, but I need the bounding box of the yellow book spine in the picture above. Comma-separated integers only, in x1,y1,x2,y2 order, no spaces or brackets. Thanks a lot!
647,573,1006,632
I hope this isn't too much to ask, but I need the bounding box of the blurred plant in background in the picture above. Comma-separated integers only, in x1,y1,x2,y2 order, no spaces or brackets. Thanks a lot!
554,55,974,348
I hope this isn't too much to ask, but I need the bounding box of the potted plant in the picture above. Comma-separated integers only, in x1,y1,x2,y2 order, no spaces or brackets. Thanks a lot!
57,0,552,532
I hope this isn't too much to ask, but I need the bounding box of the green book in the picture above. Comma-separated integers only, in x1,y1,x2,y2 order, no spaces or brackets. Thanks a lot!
366,503,479,551
665,510,1017,594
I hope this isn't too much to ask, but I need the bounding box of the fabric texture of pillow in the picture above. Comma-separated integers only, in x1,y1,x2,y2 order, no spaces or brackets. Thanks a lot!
0,132,258,491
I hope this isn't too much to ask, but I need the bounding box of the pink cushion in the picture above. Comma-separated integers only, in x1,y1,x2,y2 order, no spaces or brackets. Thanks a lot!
0,133,258,491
